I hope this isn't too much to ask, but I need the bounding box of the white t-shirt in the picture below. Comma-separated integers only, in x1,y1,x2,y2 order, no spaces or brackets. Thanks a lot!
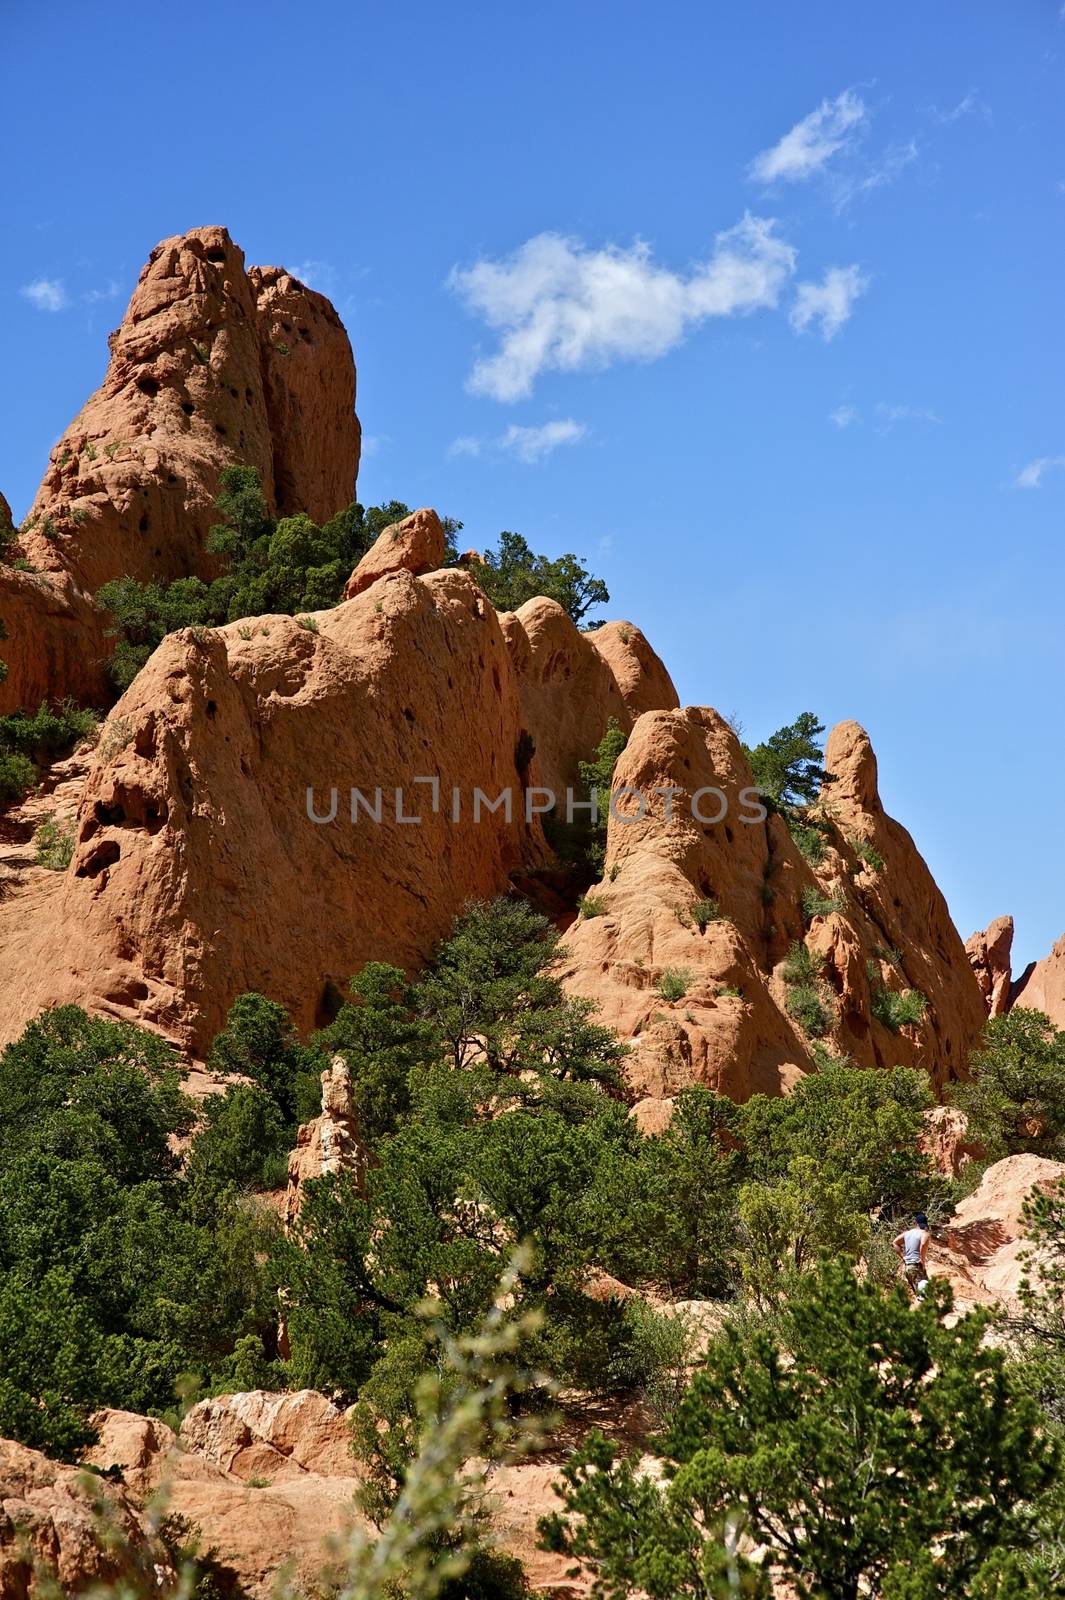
902,1227,926,1265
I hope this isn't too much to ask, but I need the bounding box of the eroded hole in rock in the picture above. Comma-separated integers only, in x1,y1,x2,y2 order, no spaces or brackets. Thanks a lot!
317,979,346,1027
181,401,195,417
167,472,177,484
514,730,535,782
206,701,217,720
95,801,126,826
245,387,253,405
299,327,313,343
144,800,168,835
136,376,160,398
76,839,121,878
139,513,149,534
215,423,228,437
229,386,238,398
206,247,226,263
402,707,415,724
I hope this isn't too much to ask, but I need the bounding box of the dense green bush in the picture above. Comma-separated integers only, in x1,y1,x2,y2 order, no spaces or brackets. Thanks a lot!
954,1009,1065,1161
541,1260,1059,1598
474,531,609,624
867,961,928,1032
0,699,99,803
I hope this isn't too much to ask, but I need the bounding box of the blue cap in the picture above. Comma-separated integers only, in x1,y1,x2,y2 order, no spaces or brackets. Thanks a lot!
915,1212,928,1227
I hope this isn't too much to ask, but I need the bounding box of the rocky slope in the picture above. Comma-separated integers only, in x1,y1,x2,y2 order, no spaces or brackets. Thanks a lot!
558,712,987,1106
1,225,360,714
1012,934,1065,1027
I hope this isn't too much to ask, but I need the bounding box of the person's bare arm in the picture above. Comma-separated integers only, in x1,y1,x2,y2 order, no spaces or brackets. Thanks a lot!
919,1232,929,1268
892,1233,905,1258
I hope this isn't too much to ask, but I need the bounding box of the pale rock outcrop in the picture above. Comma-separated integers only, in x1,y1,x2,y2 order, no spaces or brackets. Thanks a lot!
344,507,446,597
1013,934,1065,1028
2,226,359,714
931,1153,1065,1309
965,915,1014,1017
285,1058,365,1228
558,712,987,1101
87,1403,363,1600
0,1435,168,1597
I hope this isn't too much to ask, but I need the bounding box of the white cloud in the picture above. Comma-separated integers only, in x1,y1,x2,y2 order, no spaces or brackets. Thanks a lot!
749,89,868,183
499,419,587,463
449,214,796,401
1015,455,1065,490
447,435,482,458
790,265,869,340
360,434,388,458
829,404,858,428
875,402,941,430
21,277,68,312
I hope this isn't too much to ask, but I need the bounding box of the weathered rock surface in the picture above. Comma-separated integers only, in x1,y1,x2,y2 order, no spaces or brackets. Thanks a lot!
344,507,445,597
87,1404,363,1599
0,555,678,1052
931,1153,1065,1309
920,1105,981,1178
2,225,360,715
1012,933,1065,1028
966,915,1014,1018
23,226,359,594
501,599,678,798
285,1058,365,1229
0,1434,167,1597
558,712,986,1103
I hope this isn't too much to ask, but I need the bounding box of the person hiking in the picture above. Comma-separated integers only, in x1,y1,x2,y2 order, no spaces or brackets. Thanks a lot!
893,1212,930,1299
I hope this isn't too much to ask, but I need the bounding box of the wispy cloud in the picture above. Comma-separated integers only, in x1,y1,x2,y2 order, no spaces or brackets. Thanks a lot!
1014,455,1065,490
21,277,68,312
448,419,588,464
790,264,869,340
84,280,122,305
831,138,919,211
449,214,796,401
500,419,587,462
290,259,336,293
447,435,483,459
931,90,989,125
360,434,389,458
829,404,858,429
749,89,868,183
875,402,941,432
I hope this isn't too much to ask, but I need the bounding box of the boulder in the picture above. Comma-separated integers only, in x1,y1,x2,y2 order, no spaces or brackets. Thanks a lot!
965,915,1014,1017
920,1105,981,1178
179,1390,356,1481
0,1435,167,1597
1012,933,1065,1028
344,507,446,596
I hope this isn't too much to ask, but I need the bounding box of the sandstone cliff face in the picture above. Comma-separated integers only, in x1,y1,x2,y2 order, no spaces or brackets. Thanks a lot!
965,915,1014,1018
557,712,986,1106
0,560,677,1053
1012,934,1065,1028
501,598,679,798
1,226,359,715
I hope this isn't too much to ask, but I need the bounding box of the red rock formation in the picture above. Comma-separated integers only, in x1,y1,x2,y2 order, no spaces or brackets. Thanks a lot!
1,226,360,715
1012,934,1065,1028
501,598,679,798
558,711,986,1105
344,507,446,597
0,1435,168,1597
0,556,677,1053
965,915,1014,1018
919,1105,981,1177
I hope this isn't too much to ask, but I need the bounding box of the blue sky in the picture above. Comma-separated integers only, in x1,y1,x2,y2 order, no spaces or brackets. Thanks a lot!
3,1,1063,970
